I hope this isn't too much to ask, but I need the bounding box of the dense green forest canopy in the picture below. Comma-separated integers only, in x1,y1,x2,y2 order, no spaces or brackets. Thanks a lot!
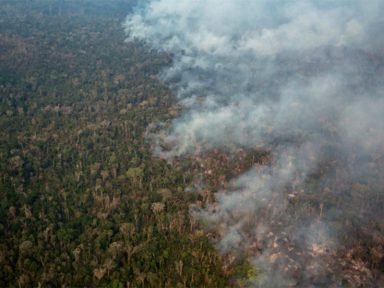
0,0,232,286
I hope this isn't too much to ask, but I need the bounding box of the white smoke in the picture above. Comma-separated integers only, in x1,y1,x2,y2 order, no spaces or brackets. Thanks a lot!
125,0,384,286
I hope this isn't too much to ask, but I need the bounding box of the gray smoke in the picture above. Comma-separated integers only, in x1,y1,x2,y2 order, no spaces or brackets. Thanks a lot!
124,0,384,286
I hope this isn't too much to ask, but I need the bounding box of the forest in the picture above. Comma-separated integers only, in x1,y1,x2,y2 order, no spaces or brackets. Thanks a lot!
0,0,230,286
0,0,383,287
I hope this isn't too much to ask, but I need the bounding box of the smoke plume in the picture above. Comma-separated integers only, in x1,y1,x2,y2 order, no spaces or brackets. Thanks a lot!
125,1,384,286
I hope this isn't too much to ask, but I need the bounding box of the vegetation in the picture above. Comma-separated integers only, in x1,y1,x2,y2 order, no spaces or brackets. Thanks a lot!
0,1,227,286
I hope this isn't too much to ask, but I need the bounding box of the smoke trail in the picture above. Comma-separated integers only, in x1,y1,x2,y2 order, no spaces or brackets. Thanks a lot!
125,1,384,286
